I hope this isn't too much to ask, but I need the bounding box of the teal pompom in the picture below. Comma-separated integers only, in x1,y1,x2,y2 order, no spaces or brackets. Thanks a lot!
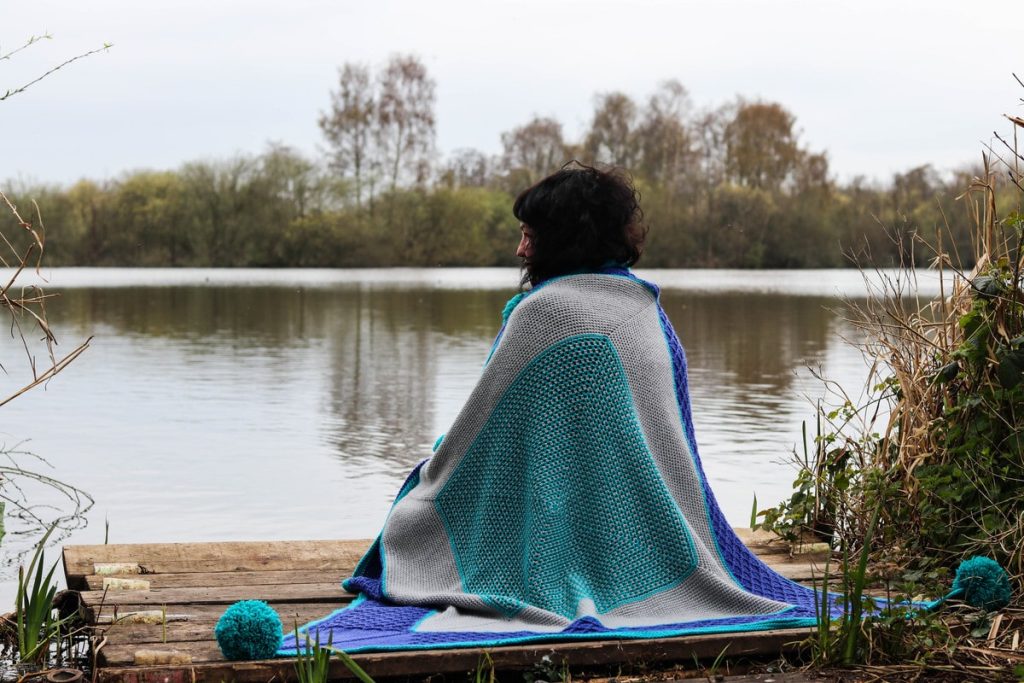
952,556,1012,612
214,600,283,660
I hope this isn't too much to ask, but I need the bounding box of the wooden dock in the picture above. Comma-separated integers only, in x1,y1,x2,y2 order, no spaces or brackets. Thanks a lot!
62,530,828,682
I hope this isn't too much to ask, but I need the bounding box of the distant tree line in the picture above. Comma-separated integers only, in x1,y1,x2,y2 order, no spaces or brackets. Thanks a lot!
6,55,1003,269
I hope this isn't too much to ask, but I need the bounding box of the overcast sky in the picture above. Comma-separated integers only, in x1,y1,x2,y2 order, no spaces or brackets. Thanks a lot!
2,0,1022,186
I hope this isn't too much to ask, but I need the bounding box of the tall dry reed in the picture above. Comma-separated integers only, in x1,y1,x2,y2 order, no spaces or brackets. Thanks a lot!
758,83,1024,594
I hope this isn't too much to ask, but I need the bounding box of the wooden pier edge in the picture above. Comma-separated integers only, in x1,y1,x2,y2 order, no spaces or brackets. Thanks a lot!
63,530,826,682
94,629,812,683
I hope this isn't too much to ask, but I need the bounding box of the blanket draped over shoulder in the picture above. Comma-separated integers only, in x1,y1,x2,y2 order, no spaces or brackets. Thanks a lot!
279,270,837,654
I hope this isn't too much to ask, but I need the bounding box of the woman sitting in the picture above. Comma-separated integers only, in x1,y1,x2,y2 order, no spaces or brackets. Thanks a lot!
280,162,828,652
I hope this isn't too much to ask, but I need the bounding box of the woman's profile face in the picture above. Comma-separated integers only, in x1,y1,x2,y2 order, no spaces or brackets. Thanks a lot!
516,224,534,259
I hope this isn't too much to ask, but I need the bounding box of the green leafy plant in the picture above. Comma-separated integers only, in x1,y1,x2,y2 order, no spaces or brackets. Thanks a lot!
323,644,376,683
753,413,857,544
293,625,333,683
16,523,66,664
474,651,496,683
523,653,569,683
294,623,376,683
758,157,1024,582
758,81,1024,673
693,643,730,681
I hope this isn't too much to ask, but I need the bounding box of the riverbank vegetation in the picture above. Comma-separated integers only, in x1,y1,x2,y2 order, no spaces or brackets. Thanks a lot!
5,55,1014,270
755,86,1024,679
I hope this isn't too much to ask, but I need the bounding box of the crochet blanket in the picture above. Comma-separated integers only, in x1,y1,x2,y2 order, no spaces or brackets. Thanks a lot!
279,271,839,654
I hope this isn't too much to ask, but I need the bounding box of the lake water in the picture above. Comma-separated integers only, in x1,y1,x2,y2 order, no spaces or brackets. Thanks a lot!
0,267,944,605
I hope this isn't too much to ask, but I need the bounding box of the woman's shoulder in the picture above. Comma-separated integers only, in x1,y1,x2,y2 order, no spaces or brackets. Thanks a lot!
510,272,657,329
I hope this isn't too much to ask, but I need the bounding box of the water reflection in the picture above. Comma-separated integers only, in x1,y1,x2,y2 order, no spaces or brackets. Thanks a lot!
323,289,441,472
664,293,838,389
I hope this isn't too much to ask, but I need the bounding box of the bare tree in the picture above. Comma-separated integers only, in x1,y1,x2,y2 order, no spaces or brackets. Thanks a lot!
635,80,695,190
440,148,492,189
499,116,569,186
693,104,732,190
319,63,376,210
320,55,436,221
583,92,639,168
376,54,437,198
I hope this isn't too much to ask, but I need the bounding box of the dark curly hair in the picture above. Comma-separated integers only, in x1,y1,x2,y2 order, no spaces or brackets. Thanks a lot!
513,162,646,286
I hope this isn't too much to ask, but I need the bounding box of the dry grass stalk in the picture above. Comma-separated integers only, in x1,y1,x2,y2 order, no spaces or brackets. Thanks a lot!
838,147,1024,580
759,82,1024,613
0,190,91,408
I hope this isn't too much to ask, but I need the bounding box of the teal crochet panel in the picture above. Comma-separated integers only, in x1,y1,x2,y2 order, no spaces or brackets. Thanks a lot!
435,334,698,620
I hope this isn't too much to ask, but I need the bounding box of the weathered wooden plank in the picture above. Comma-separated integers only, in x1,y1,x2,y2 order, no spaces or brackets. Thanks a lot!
79,583,353,609
70,531,832,681
84,602,345,629
64,532,812,571
82,568,349,591
76,561,828,593
63,540,369,587
731,527,790,553
589,675,827,679
64,532,818,585
66,540,815,581
96,627,812,673
734,529,833,564
95,604,351,645
766,561,829,582
98,624,232,646
78,567,819,613
99,641,215,666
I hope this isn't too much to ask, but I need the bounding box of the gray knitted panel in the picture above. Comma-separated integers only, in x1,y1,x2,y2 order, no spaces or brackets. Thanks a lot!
607,308,788,618
607,311,720,550
600,567,790,628
376,498,464,603
415,604,570,633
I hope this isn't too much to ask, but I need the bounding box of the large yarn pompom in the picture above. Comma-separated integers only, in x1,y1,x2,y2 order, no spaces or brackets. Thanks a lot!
952,556,1012,612
214,599,284,660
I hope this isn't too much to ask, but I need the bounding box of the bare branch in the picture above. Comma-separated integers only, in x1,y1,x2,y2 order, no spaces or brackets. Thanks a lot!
0,33,52,62
0,43,112,102
1,187,89,407
0,337,92,409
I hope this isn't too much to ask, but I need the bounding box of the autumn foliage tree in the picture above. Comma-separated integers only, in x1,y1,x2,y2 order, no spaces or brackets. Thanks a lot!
5,59,989,271
725,101,801,191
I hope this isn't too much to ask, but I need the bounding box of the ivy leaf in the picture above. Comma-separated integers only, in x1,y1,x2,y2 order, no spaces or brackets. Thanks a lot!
972,274,1002,299
959,308,983,335
934,361,959,384
996,348,1024,389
